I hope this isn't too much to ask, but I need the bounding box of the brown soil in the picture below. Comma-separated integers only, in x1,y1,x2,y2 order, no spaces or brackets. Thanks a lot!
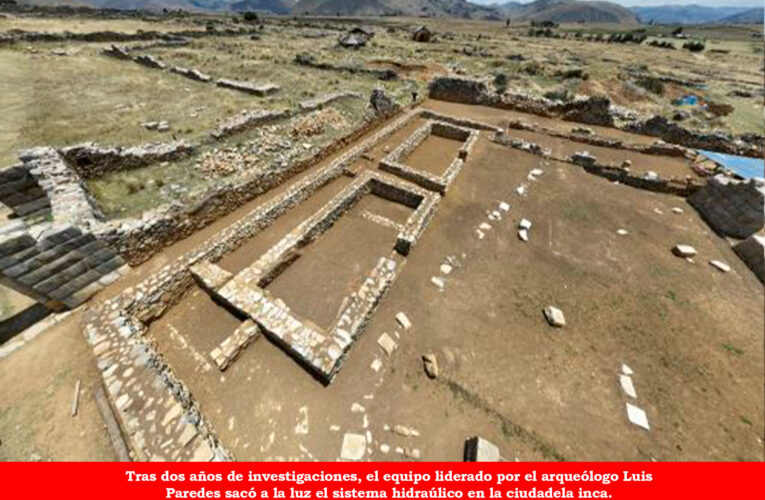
405,135,464,176
2,103,762,462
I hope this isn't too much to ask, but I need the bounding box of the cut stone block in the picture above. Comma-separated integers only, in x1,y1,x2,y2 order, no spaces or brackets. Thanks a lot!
340,433,366,461
626,403,650,431
619,374,637,399
464,436,501,462
378,333,397,356
709,260,731,273
672,245,697,258
395,312,412,330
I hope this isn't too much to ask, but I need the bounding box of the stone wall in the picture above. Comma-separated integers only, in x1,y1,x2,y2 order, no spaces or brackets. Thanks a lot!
0,164,50,219
0,224,126,310
81,109,422,461
427,76,763,158
734,234,765,284
688,175,765,239
59,141,193,179
380,120,478,195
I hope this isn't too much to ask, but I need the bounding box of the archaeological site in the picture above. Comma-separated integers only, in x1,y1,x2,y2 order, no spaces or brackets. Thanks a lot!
0,0,763,464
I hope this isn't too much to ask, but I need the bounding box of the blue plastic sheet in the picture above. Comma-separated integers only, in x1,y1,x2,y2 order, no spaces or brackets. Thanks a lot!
699,150,764,179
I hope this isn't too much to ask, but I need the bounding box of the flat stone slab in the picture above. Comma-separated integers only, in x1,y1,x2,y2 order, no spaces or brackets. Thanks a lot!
340,433,366,461
190,261,233,292
216,79,280,96
672,245,697,257
464,436,501,462
626,403,650,431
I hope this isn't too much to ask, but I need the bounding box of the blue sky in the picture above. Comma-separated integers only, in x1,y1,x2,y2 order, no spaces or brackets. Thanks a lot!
470,1,764,7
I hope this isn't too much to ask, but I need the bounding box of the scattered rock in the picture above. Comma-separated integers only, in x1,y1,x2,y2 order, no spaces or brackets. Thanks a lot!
464,436,501,462
643,171,660,181
626,403,650,431
543,306,566,327
519,218,532,230
340,433,366,461
499,201,510,212
621,364,634,376
377,333,397,356
672,244,697,257
430,276,445,290
709,260,731,273
517,228,529,242
479,222,492,231
370,358,382,372
440,263,453,275
672,207,684,214
617,229,629,236
619,374,637,398
395,312,412,330
422,353,439,379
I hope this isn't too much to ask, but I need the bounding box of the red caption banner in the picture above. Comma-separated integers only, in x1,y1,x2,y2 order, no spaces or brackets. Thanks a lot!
2,462,764,499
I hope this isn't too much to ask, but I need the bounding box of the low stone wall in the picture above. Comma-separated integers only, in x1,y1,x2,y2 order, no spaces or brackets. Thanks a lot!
299,91,363,112
0,164,50,219
0,224,126,310
20,147,103,228
210,109,290,140
59,141,193,179
81,108,422,461
202,170,439,383
0,26,259,46
380,120,478,195
506,119,690,158
688,175,765,239
493,132,700,197
427,76,763,158
216,79,279,96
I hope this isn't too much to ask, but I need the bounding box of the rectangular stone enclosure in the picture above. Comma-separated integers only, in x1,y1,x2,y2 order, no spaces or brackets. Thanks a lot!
192,170,440,383
380,120,479,195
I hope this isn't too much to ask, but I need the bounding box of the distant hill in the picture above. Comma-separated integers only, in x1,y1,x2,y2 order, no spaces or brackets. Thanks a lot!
230,0,294,14
291,0,498,19
17,0,296,13
497,0,638,24
631,4,751,25
717,7,764,25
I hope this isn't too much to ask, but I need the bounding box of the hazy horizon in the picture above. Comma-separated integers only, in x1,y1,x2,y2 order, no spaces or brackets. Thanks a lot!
470,0,764,8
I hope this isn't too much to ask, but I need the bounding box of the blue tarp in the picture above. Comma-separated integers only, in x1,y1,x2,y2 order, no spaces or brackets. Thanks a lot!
676,95,698,106
699,150,765,180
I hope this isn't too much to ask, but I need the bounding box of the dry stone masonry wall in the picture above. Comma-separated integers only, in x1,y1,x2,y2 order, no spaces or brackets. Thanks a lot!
81,109,422,461
380,120,479,195
688,175,765,239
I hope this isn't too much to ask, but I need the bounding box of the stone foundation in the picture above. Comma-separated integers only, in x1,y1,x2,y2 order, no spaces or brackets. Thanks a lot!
380,120,479,195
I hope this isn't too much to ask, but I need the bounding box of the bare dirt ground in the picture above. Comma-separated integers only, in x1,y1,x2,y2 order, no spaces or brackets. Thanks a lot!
1,101,762,462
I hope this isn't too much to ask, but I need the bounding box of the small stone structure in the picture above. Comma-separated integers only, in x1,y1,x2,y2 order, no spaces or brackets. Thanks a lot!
299,91,363,112
170,66,211,82
688,175,765,239
82,109,424,461
0,224,127,310
734,234,765,284
380,121,479,195
0,147,127,310
200,170,439,382
216,79,279,96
